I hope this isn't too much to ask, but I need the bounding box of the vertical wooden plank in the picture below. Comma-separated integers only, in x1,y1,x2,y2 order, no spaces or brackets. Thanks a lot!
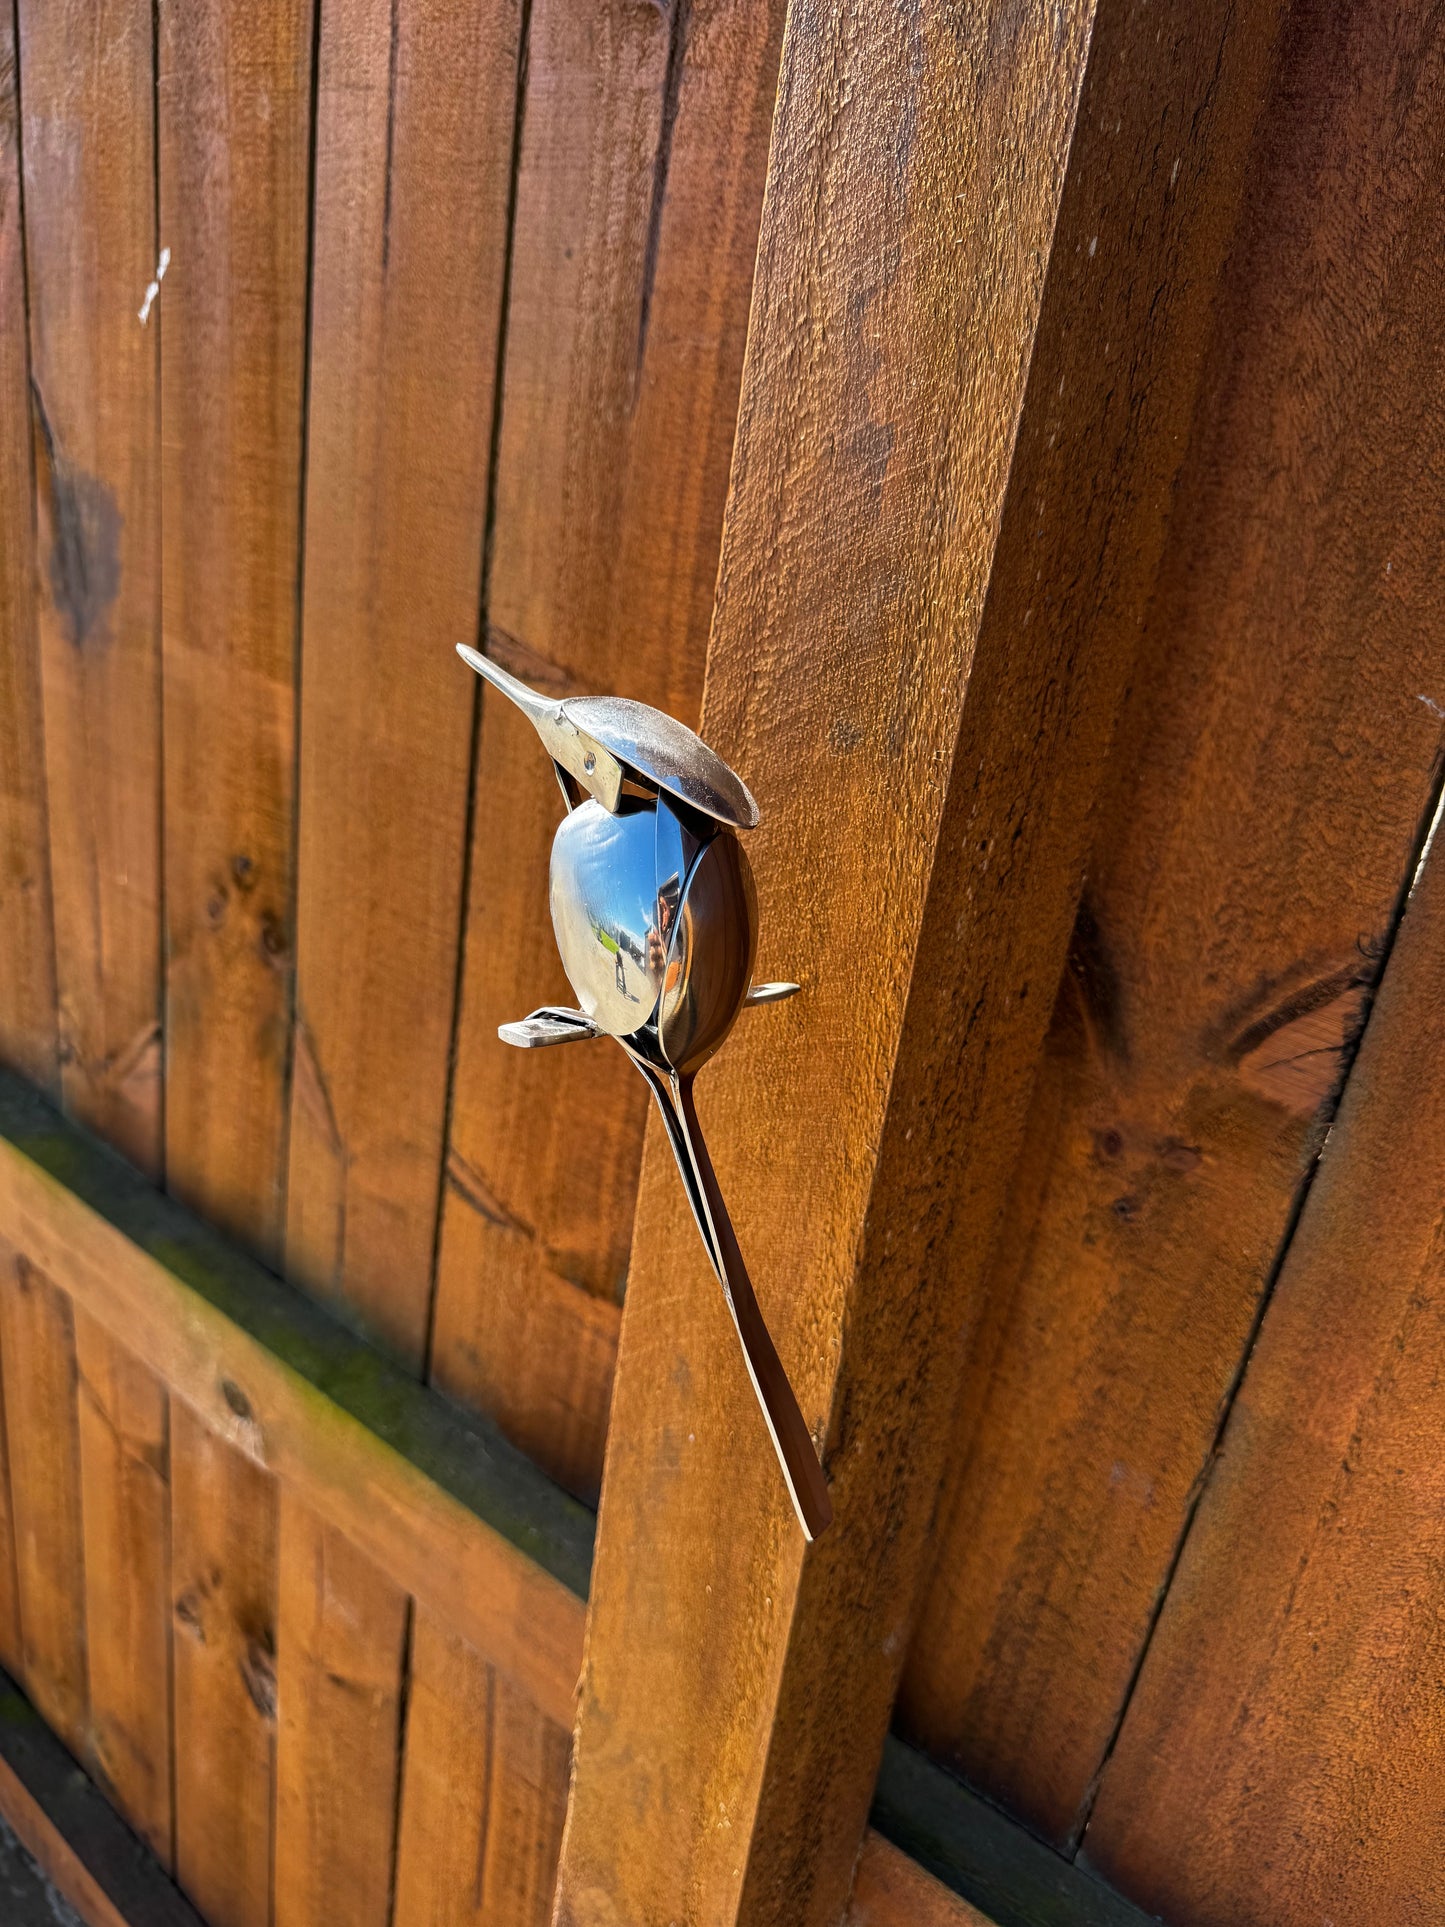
0,1244,86,1756
846,1837,990,1927
18,0,161,1173
13,28,171,1886
71,1307,171,1866
159,12,307,1917
900,0,1445,1850
0,5,57,1093
477,1675,570,1927
393,1611,568,1927
552,0,1283,1919
1083,797,1445,1922
16,16,172,1873
429,0,787,1500
158,0,313,1259
170,1403,276,1927
285,0,521,1363
70,1308,171,1866
274,1496,406,1927
392,1612,490,1927
0,1322,22,1680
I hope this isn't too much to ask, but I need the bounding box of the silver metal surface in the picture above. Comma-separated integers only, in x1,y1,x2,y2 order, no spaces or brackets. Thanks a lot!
549,799,671,1035
563,694,759,830
745,981,801,1005
498,1007,603,1049
657,832,757,1074
456,645,624,811
457,643,830,1538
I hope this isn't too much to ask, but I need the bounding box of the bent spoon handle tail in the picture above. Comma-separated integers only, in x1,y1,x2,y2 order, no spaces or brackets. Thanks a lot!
675,1075,833,1540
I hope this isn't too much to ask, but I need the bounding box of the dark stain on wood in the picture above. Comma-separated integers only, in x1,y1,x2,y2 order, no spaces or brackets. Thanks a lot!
1064,896,1128,1064
29,383,121,650
238,1635,276,1723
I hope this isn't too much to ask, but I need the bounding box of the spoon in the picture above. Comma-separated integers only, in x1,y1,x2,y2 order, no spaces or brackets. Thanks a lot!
458,643,830,1538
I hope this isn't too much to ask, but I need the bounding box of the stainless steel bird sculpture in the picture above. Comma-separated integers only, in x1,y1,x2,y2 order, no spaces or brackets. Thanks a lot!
457,644,832,1540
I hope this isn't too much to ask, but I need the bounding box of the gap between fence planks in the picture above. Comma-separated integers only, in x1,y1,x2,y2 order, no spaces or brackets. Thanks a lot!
156,8,314,1915
428,0,788,1504
169,1406,276,1927
72,1307,172,1866
18,0,161,1178
0,1675,204,1927
900,0,1445,1851
273,1498,408,1927
550,0,1285,1921
0,3,56,1096
1083,754,1445,1918
284,0,521,1368
0,1244,86,1757
0,1068,589,1732
158,0,311,1265
0,1069,996,1927
12,4,176,1874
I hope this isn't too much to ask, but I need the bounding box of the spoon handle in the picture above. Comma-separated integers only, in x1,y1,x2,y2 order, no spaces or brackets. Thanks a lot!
620,1046,727,1289
673,1074,833,1541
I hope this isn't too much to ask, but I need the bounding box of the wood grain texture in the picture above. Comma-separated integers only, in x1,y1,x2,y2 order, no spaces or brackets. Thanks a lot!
73,1306,172,1865
0,1069,589,1730
0,10,56,1095
429,0,787,1501
170,1403,276,1927
285,0,521,1363
0,1674,204,1927
0,1756,132,1927
393,1609,569,1927
18,0,161,1175
846,1836,990,1927
870,1738,1156,1927
554,1,1087,1920
1083,761,1445,1915
274,1496,407,1927
0,1244,86,1756
553,0,1287,1918
902,0,1445,1849
0,1334,21,1681
158,0,313,1259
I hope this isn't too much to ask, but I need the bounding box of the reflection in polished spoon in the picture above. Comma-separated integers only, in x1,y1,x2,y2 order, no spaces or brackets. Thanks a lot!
459,640,829,1539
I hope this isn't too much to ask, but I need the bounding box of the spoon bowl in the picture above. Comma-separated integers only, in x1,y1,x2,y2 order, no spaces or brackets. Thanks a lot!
658,831,757,1073
549,797,669,1036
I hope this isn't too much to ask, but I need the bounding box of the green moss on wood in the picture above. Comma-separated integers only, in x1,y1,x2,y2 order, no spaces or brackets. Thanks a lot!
0,1072,593,1602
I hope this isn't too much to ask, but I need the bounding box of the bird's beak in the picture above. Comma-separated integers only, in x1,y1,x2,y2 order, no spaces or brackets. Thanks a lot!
456,644,624,812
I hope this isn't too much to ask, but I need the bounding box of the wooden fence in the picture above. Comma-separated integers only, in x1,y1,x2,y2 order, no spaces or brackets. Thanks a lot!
0,0,1442,1923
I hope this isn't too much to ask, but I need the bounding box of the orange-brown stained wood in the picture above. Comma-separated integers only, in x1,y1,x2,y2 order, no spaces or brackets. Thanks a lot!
285,0,522,1365
393,1608,570,1927
274,1495,408,1927
901,0,1445,1850
0,1749,134,1927
0,1245,87,1757
0,1119,586,1731
845,1836,991,1927
1082,766,1445,1917
170,1402,277,1927
478,1673,573,1927
552,0,1286,1919
0,1322,21,1681
72,1305,172,1865
158,0,313,1261
18,0,161,1175
429,0,787,1502
0,12,56,1097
